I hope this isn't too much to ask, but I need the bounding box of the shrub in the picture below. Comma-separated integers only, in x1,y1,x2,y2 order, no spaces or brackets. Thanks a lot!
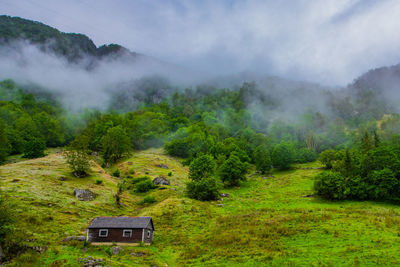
113,169,120,177
168,172,172,176
367,168,398,200
296,148,317,163
140,195,156,204
253,145,272,174
318,149,336,169
219,153,248,186
64,148,91,178
189,154,216,181
272,142,295,170
96,179,103,185
135,178,156,193
314,171,349,200
23,138,46,159
187,177,219,201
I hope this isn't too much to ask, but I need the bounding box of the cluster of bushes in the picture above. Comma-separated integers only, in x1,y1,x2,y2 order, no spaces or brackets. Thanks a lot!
314,132,400,201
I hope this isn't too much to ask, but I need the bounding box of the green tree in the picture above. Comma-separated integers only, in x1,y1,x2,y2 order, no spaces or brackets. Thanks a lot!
253,145,272,174
314,171,349,200
318,149,336,169
64,147,91,177
219,153,248,186
23,137,46,159
272,142,295,170
189,154,216,181
186,176,219,201
101,126,131,163
360,131,373,153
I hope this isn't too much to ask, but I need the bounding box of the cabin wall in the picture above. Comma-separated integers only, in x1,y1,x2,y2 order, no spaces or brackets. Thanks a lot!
142,228,153,243
88,228,143,243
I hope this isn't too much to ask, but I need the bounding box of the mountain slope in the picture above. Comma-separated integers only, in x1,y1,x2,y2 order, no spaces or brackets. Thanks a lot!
3,149,400,266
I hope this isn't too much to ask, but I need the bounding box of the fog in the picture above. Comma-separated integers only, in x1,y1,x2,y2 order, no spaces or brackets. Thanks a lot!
3,0,400,86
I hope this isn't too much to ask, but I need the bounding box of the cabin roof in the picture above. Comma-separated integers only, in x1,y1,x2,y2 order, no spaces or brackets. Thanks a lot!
88,216,154,230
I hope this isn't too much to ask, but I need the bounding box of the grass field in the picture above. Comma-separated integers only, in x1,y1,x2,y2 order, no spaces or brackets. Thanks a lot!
2,149,400,266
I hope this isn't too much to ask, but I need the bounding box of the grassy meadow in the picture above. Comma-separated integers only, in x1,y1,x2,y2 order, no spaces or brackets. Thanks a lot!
1,149,400,266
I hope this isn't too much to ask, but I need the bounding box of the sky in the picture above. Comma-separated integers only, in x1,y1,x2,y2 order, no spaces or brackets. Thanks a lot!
2,0,400,86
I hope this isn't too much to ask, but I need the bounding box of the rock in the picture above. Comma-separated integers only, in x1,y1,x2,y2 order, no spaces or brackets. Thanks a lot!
76,236,86,241
91,152,98,156
132,251,146,257
302,194,314,198
171,188,177,191
153,176,170,186
155,164,169,169
62,236,86,242
11,179,19,183
74,189,96,201
217,204,225,207
33,246,48,253
59,176,67,181
62,236,76,242
111,246,123,255
220,193,230,198
77,256,104,267
128,161,133,165
0,245,4,261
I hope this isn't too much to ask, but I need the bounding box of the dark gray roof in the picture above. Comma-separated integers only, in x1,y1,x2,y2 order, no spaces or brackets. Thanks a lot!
88,216,154,230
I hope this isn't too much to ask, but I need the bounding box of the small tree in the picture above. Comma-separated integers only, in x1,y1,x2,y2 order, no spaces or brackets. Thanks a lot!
219,153,248,186
101,126,131,164
253,145,272,174
64,147,91,177
0,120,10,163
314,171,348,200
271,142,295,170
318,149,336,169
186,177,219,201
23,137,46,159
189,154,216,181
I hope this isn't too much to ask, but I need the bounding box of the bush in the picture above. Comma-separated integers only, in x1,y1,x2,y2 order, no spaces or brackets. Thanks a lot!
135,178,156,193
367,168,398,200
318,149,336,169
272,142,295,170
23,138,46,159
219,153,248,186
168,172,172,176
253,145,272,174
64,148,91,177
189,154,216,181
113,169,120,177
314,171,349,200
187,177,219,201
296,148,317,163
96,179,103,185
140,195,156,205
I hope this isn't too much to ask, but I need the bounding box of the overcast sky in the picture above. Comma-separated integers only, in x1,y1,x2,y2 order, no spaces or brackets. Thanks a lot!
2,0,400,85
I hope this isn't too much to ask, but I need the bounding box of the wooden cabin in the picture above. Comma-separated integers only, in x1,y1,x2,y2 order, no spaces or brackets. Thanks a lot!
87,216,154,245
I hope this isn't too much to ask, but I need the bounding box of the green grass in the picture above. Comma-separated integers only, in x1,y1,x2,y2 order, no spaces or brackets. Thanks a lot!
2,149,400,266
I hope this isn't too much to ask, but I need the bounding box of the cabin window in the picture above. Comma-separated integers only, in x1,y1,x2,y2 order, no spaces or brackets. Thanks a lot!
123,230,132,237
147,230,151,238
99,229,108,237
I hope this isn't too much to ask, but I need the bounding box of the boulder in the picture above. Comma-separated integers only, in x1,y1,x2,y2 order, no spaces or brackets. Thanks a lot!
59,176,67,181
155,164,169,169
220,193,230,198
74,189,95,201
111,246,123,255
77,256,104,267
132,251,146,257
153,176,170,186
76,236,86,241
128,161,133,165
